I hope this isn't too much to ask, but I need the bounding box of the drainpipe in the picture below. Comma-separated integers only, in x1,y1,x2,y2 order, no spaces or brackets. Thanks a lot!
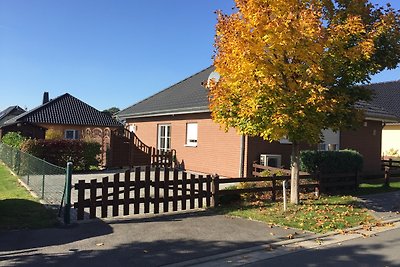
239,135,245,177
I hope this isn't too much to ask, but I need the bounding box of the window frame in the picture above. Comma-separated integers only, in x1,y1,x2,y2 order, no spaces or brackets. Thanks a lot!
65,129,80,140
185,122,198,147
157,124,171,152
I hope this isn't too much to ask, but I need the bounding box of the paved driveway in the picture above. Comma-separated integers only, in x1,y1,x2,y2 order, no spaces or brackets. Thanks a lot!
0,211,314,267
358,191,400,221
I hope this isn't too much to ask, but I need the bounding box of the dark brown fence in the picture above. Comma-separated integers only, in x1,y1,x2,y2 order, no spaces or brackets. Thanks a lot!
381,159,400,186
108,129,175,168
73,167,213,220
73,166,360,220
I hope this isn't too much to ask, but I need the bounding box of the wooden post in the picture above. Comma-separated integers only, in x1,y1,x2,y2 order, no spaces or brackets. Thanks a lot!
101,176,108,218
77,180,85,220
271,174,276,202
154,167,160,214
90,179,97,219
123,169,130,216
384,166,390,187
211,174,220,207
355,170,360,190
134,167,141,214
112,173,120,217
182,172,187,210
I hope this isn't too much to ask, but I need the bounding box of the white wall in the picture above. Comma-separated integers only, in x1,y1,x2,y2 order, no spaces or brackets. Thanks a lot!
382,125,400,156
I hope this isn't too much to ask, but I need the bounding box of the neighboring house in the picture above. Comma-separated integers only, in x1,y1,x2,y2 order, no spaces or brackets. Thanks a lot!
0,92,123,165
367,81,400,157
0,105,41,139
0,106,25,126
118,67,398,177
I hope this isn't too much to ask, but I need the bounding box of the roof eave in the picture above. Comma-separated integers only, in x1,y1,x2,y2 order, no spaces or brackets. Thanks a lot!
118,107,210,119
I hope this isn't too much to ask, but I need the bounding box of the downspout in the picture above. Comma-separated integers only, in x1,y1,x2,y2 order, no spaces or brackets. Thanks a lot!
239,135,246,178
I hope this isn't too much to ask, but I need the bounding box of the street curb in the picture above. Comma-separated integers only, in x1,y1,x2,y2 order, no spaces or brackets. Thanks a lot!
162,216,400,267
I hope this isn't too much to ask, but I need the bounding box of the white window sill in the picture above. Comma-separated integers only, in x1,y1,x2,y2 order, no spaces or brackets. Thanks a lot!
184,144,198,148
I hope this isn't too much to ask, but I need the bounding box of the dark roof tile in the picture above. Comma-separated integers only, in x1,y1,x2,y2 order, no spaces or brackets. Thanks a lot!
118,66,214,118
5,94,122,127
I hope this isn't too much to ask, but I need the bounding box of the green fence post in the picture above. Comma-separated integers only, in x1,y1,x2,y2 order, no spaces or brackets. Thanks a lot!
64,162,73,225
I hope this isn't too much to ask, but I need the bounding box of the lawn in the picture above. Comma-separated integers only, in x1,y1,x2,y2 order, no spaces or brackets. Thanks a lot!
216,195,375,234
0,163,59,230
356,181,400,196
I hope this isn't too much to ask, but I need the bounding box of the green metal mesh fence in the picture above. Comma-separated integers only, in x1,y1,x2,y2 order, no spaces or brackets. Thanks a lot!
0,142,66,208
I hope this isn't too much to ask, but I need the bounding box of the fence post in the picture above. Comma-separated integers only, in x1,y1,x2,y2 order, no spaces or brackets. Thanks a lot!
384,166,390,188
271,174,276,202
355,170,360,189
211,174,220,207
64,162,73,225
41,162,46,199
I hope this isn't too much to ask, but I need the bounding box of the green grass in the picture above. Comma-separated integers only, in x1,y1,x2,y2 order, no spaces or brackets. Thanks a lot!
216,195,375,233
356,181,400,196
0,163,59,230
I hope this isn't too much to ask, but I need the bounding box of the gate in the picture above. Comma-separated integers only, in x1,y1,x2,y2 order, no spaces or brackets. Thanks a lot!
73,167,214,220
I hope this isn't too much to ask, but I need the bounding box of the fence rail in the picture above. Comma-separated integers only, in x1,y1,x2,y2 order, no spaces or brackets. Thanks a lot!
0,142,66,208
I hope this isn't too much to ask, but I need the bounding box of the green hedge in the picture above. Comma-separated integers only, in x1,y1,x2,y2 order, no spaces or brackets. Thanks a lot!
21,139,101,170
300,150,363,174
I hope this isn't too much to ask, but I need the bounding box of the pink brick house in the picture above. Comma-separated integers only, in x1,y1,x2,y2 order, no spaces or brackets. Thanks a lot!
118,67,398,177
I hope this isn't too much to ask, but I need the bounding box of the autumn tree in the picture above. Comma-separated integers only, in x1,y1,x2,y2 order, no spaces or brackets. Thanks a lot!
208,0,400,204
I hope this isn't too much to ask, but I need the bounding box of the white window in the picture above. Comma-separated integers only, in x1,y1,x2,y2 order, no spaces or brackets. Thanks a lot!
185,123,198,147
157,124,171,152
65,130,80,140
318,129,340,151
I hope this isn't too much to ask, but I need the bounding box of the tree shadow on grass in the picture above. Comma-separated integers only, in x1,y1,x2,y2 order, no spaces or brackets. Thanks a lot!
0,199,58,230
0,199,113,252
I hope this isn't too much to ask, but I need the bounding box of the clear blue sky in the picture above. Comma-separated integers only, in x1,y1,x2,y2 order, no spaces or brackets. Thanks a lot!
0,0,399,112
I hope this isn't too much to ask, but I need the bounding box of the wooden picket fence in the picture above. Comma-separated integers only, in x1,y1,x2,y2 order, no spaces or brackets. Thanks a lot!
73,165,360,220
73,167,213,220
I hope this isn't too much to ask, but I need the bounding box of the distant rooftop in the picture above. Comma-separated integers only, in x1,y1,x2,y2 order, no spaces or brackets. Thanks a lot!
4,93,123,127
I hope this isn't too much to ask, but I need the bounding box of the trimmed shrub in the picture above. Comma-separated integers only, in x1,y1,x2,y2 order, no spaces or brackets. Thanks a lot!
300,150,363,174
1,132,27,148
21,139,101,170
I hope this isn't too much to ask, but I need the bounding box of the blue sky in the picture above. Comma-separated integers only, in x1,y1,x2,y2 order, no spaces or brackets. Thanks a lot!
0,0,399,112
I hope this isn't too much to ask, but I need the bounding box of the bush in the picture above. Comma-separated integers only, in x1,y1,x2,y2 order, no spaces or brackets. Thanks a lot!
300,150,363,174
1,132,27,148
45,129,63,140
21,139,101,170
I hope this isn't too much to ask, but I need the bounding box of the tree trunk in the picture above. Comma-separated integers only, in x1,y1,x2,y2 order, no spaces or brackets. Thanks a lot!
290,141,300,204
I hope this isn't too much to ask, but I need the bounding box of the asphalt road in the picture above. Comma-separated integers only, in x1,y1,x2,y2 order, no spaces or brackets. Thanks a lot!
248,227,400,267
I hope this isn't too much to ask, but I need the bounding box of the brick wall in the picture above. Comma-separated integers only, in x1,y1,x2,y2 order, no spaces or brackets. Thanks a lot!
127,112,242,177
340,120,383,174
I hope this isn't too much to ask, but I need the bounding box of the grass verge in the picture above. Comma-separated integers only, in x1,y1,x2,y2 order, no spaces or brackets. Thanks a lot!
0,163,59,230
216,195,375,233
356,181,400,196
